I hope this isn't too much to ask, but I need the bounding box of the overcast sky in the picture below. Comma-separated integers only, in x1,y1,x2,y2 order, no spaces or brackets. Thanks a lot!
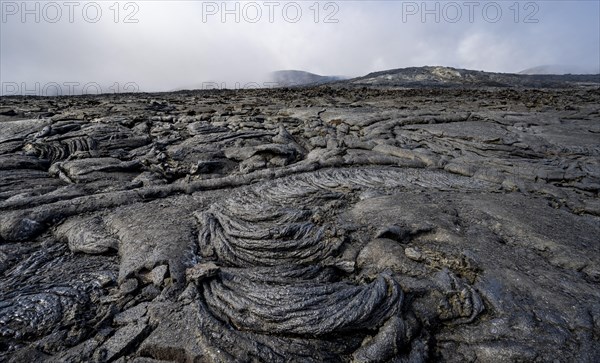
1,0,599,94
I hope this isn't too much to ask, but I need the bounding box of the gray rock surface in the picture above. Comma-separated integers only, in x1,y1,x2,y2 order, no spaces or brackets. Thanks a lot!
1,81,599,362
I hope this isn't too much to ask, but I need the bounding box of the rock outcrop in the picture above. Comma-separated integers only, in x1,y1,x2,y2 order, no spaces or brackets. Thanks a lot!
1,84,599,362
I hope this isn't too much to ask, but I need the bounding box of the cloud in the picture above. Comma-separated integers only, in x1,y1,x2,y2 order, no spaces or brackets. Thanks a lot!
1,0,598,95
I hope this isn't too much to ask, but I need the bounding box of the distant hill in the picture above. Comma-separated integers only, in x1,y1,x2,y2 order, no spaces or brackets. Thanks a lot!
270,70,346,87
341,66,599,88
170,66,599,92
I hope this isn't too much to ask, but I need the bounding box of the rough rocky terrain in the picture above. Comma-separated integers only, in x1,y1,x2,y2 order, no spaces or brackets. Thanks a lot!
1,76,599,362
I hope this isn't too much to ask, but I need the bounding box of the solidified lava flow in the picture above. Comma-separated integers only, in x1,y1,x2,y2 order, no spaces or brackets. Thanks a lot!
1,84,599,362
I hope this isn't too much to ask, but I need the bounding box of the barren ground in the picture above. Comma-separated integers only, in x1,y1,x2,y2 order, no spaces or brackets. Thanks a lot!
1,86,599,362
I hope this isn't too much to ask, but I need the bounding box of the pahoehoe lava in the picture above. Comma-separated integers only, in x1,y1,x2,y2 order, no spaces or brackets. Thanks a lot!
1,79,599,362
